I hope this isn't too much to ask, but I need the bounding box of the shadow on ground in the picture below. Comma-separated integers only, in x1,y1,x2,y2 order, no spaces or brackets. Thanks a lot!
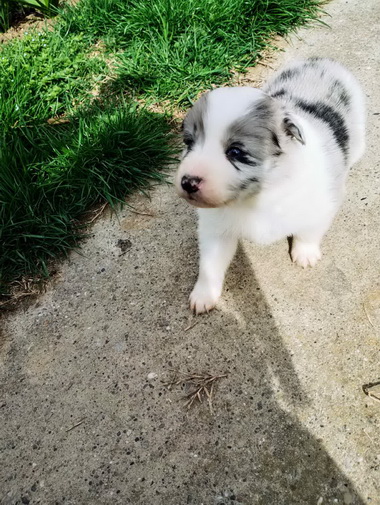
0,206,364,504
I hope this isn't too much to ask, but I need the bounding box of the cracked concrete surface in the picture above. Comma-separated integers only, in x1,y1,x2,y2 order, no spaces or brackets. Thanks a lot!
1,0,380,503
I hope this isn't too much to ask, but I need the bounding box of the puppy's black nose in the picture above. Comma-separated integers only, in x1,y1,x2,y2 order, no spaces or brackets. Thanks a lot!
181,176,202,194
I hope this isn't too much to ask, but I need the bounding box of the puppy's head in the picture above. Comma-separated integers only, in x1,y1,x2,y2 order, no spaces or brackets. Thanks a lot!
176,87,304,208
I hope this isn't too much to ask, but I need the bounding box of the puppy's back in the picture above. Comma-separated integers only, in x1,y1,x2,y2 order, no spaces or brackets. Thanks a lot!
263,57,366,167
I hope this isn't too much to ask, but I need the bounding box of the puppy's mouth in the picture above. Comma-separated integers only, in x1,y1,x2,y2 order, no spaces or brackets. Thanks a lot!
184,194,218,208
178,188,233,209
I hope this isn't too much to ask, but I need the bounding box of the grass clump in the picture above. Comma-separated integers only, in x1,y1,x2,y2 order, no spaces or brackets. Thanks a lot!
61,0,322,105
0,8,176,293
0,101,176,290
0,28,106,128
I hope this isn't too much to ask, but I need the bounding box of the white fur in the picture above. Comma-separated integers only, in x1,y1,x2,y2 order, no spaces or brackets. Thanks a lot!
177,59,366,314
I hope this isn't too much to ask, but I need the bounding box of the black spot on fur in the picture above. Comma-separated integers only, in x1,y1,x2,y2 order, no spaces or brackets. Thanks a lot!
270,89,287,99
271,131,281,150
295,99,349,156
254,99,273,116
182,92,208,147
304,57,324,67
247,176,259,183
339,90,350,108
278,68,300,82
239,176,259,190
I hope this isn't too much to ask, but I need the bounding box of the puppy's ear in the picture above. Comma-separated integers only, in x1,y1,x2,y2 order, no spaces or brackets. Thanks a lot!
283,115,305,145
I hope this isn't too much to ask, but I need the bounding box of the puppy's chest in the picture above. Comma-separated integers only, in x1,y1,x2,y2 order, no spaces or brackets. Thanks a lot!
239,206,295,244
230,195,308,244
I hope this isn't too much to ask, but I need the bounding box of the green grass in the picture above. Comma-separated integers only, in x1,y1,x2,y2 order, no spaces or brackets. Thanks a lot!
0,29,106,129
0,0,322,294
61,0,322,105
0,101,176,289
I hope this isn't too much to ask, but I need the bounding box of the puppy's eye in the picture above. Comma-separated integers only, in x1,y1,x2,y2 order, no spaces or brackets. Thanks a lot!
226,146,244,159
183,135,194,149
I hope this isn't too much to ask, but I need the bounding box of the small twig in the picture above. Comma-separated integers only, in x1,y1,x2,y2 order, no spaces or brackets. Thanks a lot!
165,371,227,411
205,382,214,415
362,382,380,403
0,292,35,308
257,61,274,69
66,418,86,432
363,303,375,328
88,203,108,223
65,381,75,392
364,429,374,444
127,209,155,217
184,321,198,332
367,393,380,403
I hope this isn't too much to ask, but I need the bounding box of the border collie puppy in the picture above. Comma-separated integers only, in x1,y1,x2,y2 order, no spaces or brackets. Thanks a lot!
176,58,366,314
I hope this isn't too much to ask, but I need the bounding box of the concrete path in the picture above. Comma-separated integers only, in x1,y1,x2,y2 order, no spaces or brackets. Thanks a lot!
1,0,379,503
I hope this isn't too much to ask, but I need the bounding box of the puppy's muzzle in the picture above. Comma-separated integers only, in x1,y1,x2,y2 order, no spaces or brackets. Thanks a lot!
181,175,202,195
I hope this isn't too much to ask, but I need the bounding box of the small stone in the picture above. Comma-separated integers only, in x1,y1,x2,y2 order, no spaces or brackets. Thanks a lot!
147,372,158,381
344,492,354,505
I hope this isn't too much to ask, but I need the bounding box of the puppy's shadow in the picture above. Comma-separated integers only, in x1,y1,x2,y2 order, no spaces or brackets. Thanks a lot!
188,243,366,505
224,242,304,407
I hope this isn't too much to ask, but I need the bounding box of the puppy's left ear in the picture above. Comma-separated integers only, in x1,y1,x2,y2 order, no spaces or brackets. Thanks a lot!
283,115,305,145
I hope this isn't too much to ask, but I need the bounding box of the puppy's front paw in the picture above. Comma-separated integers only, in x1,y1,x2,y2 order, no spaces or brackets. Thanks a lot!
291,241,321,268
189,280,221,315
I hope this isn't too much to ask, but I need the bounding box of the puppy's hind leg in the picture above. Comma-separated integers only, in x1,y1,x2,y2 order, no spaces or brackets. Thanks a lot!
190,230,238,315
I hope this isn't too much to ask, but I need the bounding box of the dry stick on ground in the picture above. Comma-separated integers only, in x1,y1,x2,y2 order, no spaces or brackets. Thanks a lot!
0,292,34,308
66,418,86,432
164,371,227,413
184,321,198,332
0,276,47,309
88,202,156,224
88,202,109,224
363,302,375,328
362,382,380,403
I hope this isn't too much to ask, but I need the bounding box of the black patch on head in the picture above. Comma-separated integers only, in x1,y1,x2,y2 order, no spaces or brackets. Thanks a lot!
271,131,281,150
305,56,324,66
295,99,349,156
277,67,300,82
270,89,288,99
239,176,259,190
182,93,208,150
226,96,281,165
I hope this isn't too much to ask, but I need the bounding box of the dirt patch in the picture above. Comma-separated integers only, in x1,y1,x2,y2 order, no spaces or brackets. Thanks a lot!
0,10,55,44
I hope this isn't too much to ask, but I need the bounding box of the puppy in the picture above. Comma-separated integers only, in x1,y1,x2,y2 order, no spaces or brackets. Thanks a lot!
176,58,366,314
